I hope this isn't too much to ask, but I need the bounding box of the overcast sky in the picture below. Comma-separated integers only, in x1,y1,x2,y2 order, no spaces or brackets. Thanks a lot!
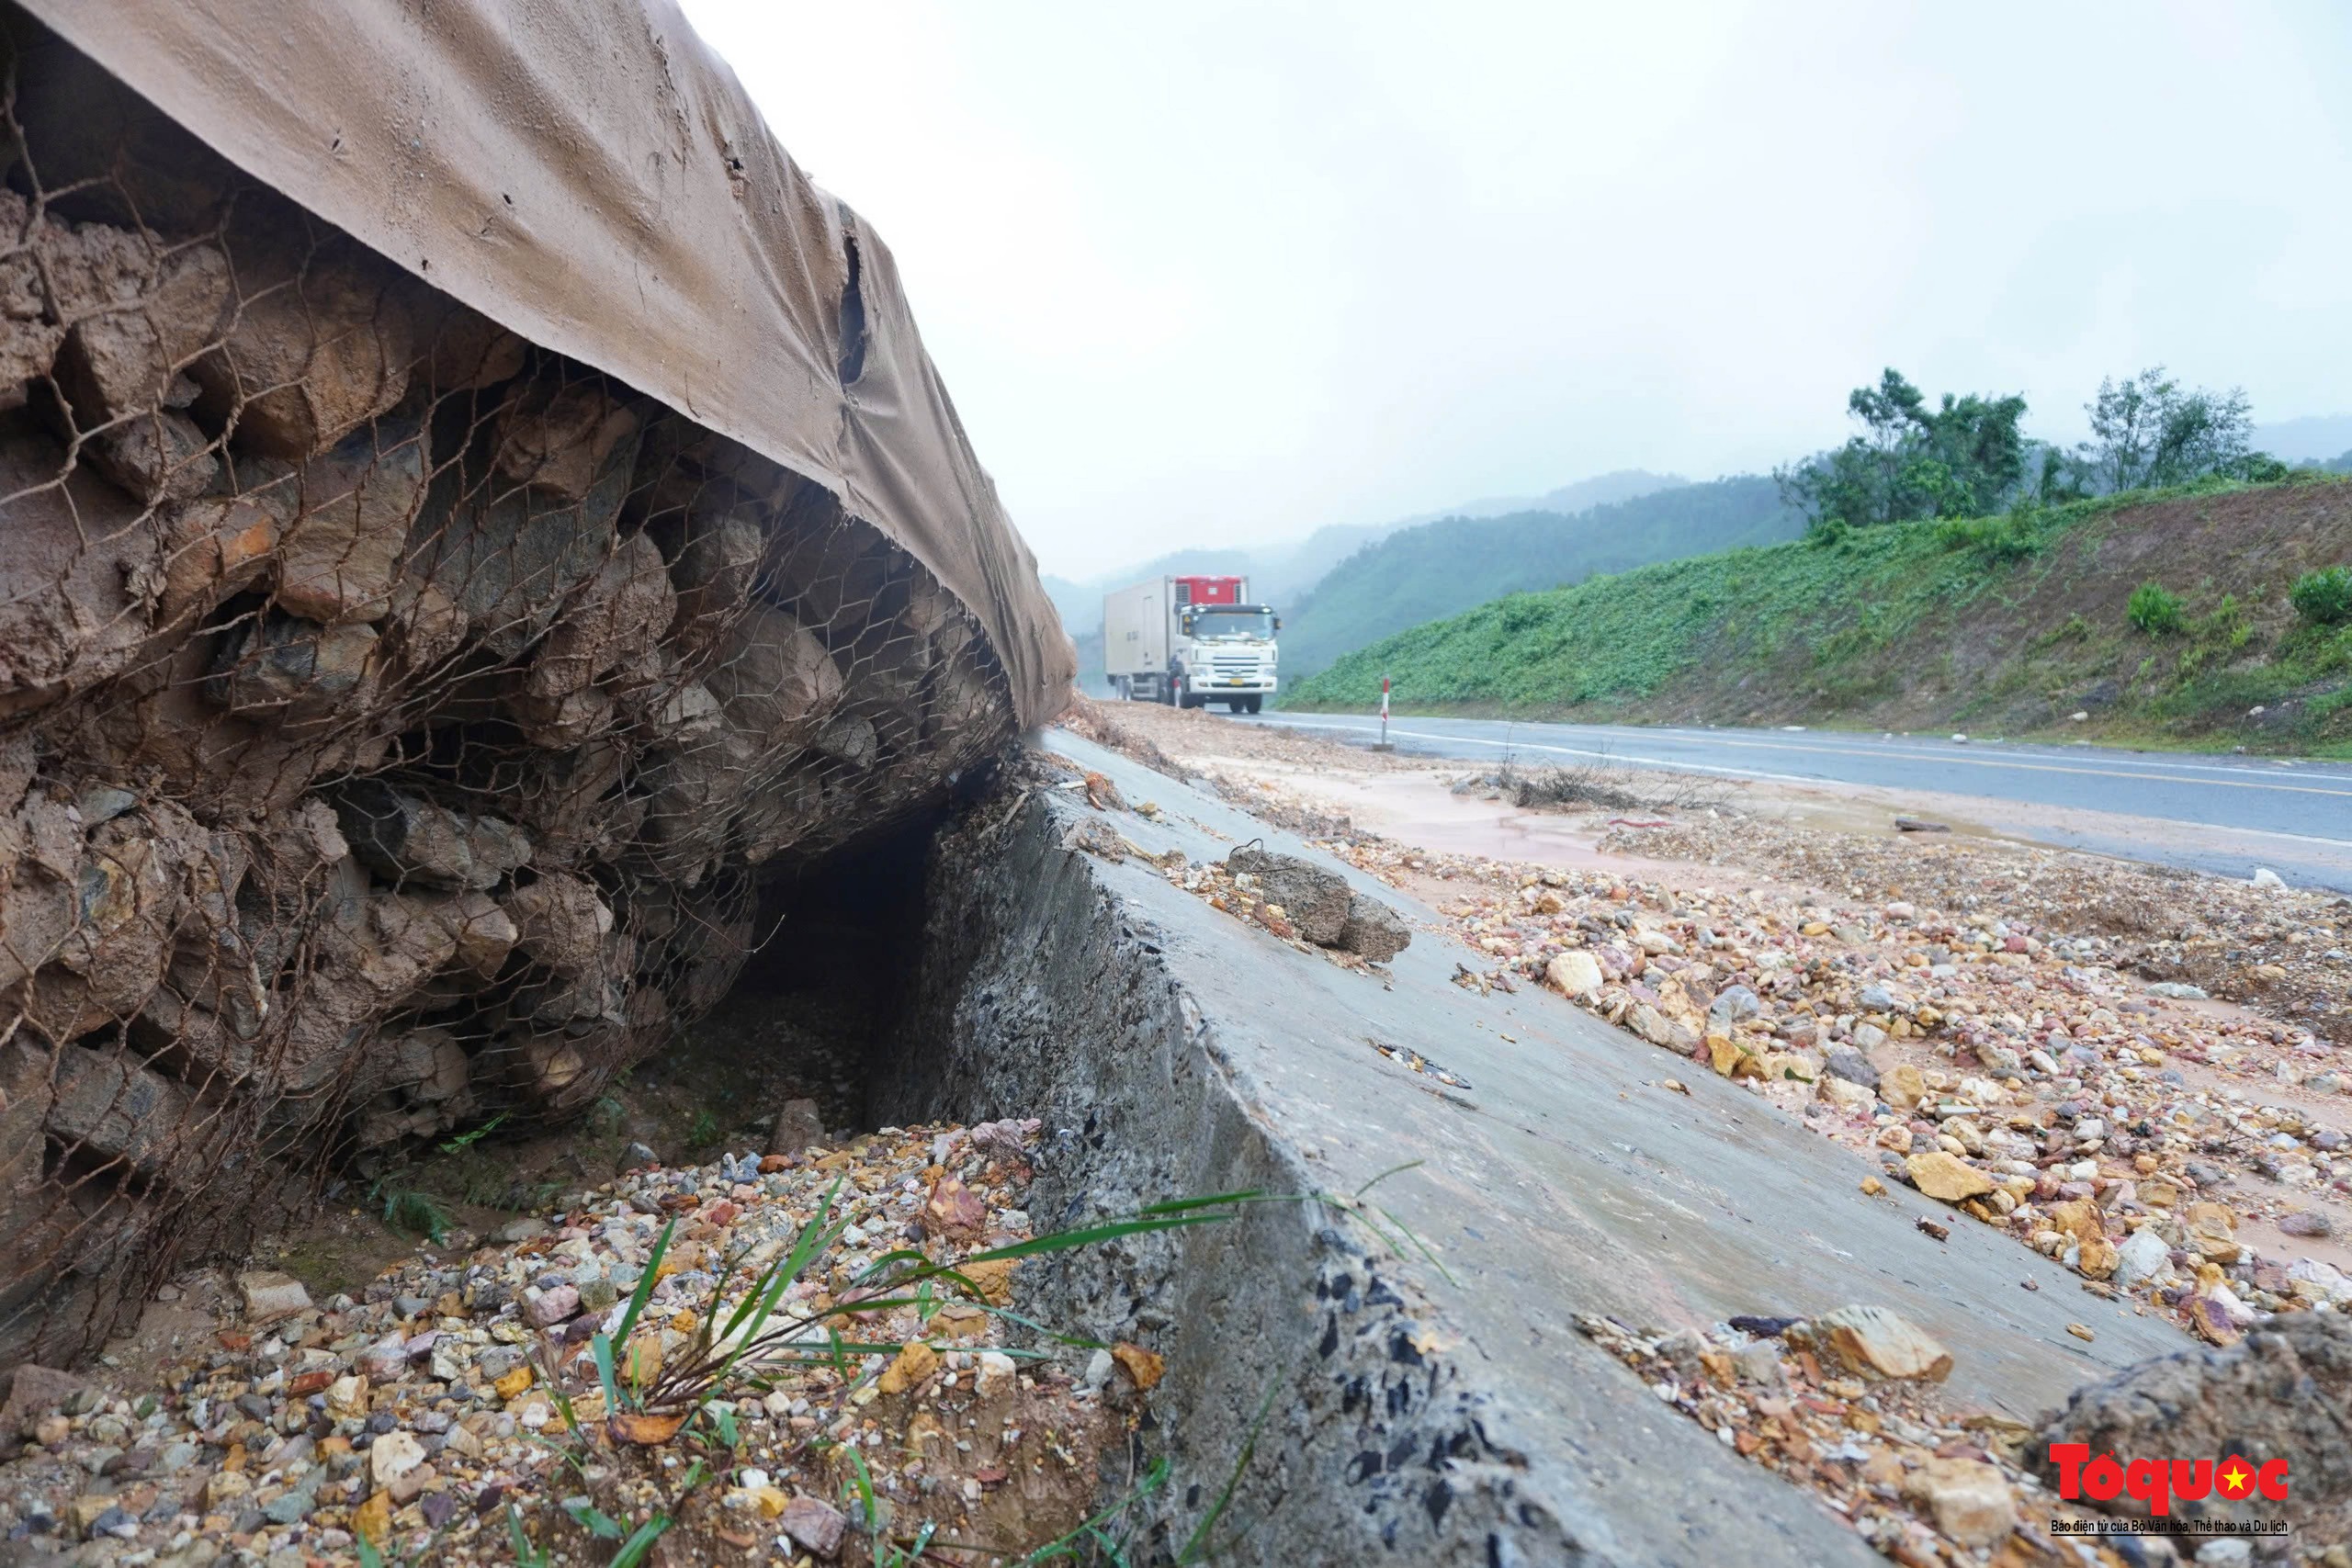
678,1,2352,580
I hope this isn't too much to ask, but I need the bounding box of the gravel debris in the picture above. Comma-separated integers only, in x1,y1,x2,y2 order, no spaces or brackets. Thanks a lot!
1093,700,2351,1564
1297,799,2351,1347
1576,1310,2069,1564
0,1121,1144,1565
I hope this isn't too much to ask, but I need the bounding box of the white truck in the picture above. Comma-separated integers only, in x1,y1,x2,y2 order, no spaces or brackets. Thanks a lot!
1102,573,1279,711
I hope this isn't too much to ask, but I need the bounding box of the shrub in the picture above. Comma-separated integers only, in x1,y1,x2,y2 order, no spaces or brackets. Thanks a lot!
2127,581,2185,636
2290,565,2352,626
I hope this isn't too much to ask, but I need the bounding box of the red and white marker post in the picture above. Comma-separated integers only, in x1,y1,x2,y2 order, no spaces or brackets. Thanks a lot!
1379,675,1391,748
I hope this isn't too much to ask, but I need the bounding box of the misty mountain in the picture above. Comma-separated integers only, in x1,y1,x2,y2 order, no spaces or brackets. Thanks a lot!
1043,469,1686,642
1273,474,1804,682
2255,414,2352,465
1379,468,1687,531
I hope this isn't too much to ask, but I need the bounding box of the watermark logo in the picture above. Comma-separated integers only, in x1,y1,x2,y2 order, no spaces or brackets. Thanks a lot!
2048,1442,2289,1517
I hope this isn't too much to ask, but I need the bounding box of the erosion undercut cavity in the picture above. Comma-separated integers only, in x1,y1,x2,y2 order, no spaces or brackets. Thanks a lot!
659,807,953,1148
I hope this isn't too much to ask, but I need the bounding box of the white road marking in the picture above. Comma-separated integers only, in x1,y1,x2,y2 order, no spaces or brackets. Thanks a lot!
1250,716,2352,852
1257,716,2352,799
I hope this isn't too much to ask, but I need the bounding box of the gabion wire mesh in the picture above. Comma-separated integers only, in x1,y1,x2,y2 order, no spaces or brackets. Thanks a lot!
0,9,1016,1367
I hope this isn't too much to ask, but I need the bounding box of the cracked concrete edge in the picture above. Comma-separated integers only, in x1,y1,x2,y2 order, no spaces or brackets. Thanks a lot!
881,752,1879,1566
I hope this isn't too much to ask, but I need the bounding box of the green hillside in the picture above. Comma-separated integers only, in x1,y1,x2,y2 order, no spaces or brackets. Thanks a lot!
1283,478,2352,754
1275,475,1802,679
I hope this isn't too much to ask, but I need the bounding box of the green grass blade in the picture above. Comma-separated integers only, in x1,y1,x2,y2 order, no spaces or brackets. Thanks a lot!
563,1500,623,1540
591,1333,619,1412
1134,1189,1266,1215
1375,1201,1460,1288
1018,1455,1170,1565
1351,1158,1424,1200
505,1506,542,1568
609,1515,671,1568
614,1219,673,1346
1179,1380,1281,1564
962,1212,1235,1266
711,1187,846,1388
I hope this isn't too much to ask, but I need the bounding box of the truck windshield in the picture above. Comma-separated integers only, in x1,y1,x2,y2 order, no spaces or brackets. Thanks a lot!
1187,608,1274,639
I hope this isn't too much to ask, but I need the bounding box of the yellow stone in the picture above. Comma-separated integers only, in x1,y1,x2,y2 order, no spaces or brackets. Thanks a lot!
876,1341,939,1395
1801,921,1829,936
1860,1176,1884,1196
622,1336,662,1389
1881,1064,1927,1111
1707,1035,1745,1077
354,1492,392,1547
493,1366,533,1400
1815,1303,1953,1382
2044,1199,2104,1246
1905,1151,1995,1203
2188,1201,2240,1263
2075,1233,2119,1279
959,1258,1018,1306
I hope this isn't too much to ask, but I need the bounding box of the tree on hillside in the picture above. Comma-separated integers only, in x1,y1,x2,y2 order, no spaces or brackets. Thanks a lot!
1776,369,2028,533
2076,367,2255,491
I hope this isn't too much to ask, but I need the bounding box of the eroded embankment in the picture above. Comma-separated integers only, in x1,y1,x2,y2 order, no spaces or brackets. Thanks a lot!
0,6,1040,1371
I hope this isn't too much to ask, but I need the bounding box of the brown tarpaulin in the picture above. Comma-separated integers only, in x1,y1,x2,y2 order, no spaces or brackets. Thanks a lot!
24,0,1074,727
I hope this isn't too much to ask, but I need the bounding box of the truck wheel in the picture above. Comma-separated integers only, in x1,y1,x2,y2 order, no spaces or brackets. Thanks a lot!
1244,695,1263,715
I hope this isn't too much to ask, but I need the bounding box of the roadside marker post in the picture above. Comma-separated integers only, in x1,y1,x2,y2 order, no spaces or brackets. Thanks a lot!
1374,675,1395,751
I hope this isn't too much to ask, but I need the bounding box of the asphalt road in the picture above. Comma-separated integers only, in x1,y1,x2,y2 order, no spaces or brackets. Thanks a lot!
1238,711,2352,892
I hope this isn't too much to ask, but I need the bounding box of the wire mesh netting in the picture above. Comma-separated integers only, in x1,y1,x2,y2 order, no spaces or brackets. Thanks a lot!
0,11,1019,1367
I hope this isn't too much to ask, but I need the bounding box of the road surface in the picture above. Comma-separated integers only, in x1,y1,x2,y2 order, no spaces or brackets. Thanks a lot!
1238,711,2352,892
